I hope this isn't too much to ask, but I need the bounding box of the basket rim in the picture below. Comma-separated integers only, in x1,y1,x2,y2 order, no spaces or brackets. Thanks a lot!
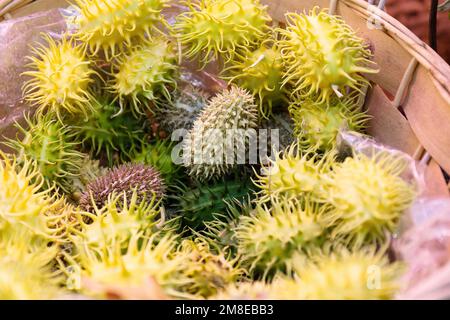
340,0,450,97
262,0,450,100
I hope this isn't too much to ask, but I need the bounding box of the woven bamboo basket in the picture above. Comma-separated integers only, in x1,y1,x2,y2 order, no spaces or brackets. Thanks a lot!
1,0,450,197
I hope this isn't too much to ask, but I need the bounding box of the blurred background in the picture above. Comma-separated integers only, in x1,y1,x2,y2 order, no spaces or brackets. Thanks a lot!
386,0,450,63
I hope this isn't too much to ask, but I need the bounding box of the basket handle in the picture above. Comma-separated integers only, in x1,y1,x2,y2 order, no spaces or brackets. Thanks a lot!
329,0,386,15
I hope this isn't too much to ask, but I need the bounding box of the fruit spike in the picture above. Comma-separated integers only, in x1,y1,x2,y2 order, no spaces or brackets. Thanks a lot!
173,0,271,66
322,151,417,246
277,246,403,300
131,139,183,185
22,35,96,122
173,239,243,298
72,98,145,165
109,38,178,115
235,197,328,279
279,7,378,103
80,163,166,212
0,243,62,300
223,40,285,118
69,232,187,298
73,190,162,252
6,115,84,194
253,143,328,204
68,156,108,198
0,152,54,240
289,95,370,152
183,86,258,181
73,0,168,59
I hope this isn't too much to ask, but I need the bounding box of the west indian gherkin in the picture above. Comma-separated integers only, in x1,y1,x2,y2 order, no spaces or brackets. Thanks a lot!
183,86,258,182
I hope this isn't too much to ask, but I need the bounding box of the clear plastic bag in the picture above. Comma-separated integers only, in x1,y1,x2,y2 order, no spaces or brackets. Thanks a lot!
393,198,450,299
0,9,68,145
338,132,450,299
337,130,427,195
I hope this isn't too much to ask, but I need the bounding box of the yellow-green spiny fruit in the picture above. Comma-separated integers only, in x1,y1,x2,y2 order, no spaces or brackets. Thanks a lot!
71,191,163,252
253,143,328,204
183,86,258,181
235,198,328,279
0,242,63,300
279,7,377,103
0,152,56,242
22,35,96,121
289,95,370,152
6,115,84,194
173,239,243,298
109,38,178,115
44,197,85,272
73,0,169,59
68,233,189,298
223,40,286,118
173,0,272,66
322,152,417,246
274,246,403,300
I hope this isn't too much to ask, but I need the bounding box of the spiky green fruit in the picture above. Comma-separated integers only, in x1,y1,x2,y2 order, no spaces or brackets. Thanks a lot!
254,144,328,204
322,152,417,246
202,198,253,254
109,38,178,115
23,35,96,121
236,198,328,278
223,41,285,118
155,85,208,132
289,96,370,152
274,247,403,300
183,86,258,181
173,0,271,65
73,0,168,59
173,239,243,298
80,163,165,212
279,7,377,103
174,176,254,230
131,139,182,185
6,116,84,193
72,98,145,165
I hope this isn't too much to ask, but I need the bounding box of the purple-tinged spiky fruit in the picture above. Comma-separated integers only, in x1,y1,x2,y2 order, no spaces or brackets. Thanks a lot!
80,163,165,212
